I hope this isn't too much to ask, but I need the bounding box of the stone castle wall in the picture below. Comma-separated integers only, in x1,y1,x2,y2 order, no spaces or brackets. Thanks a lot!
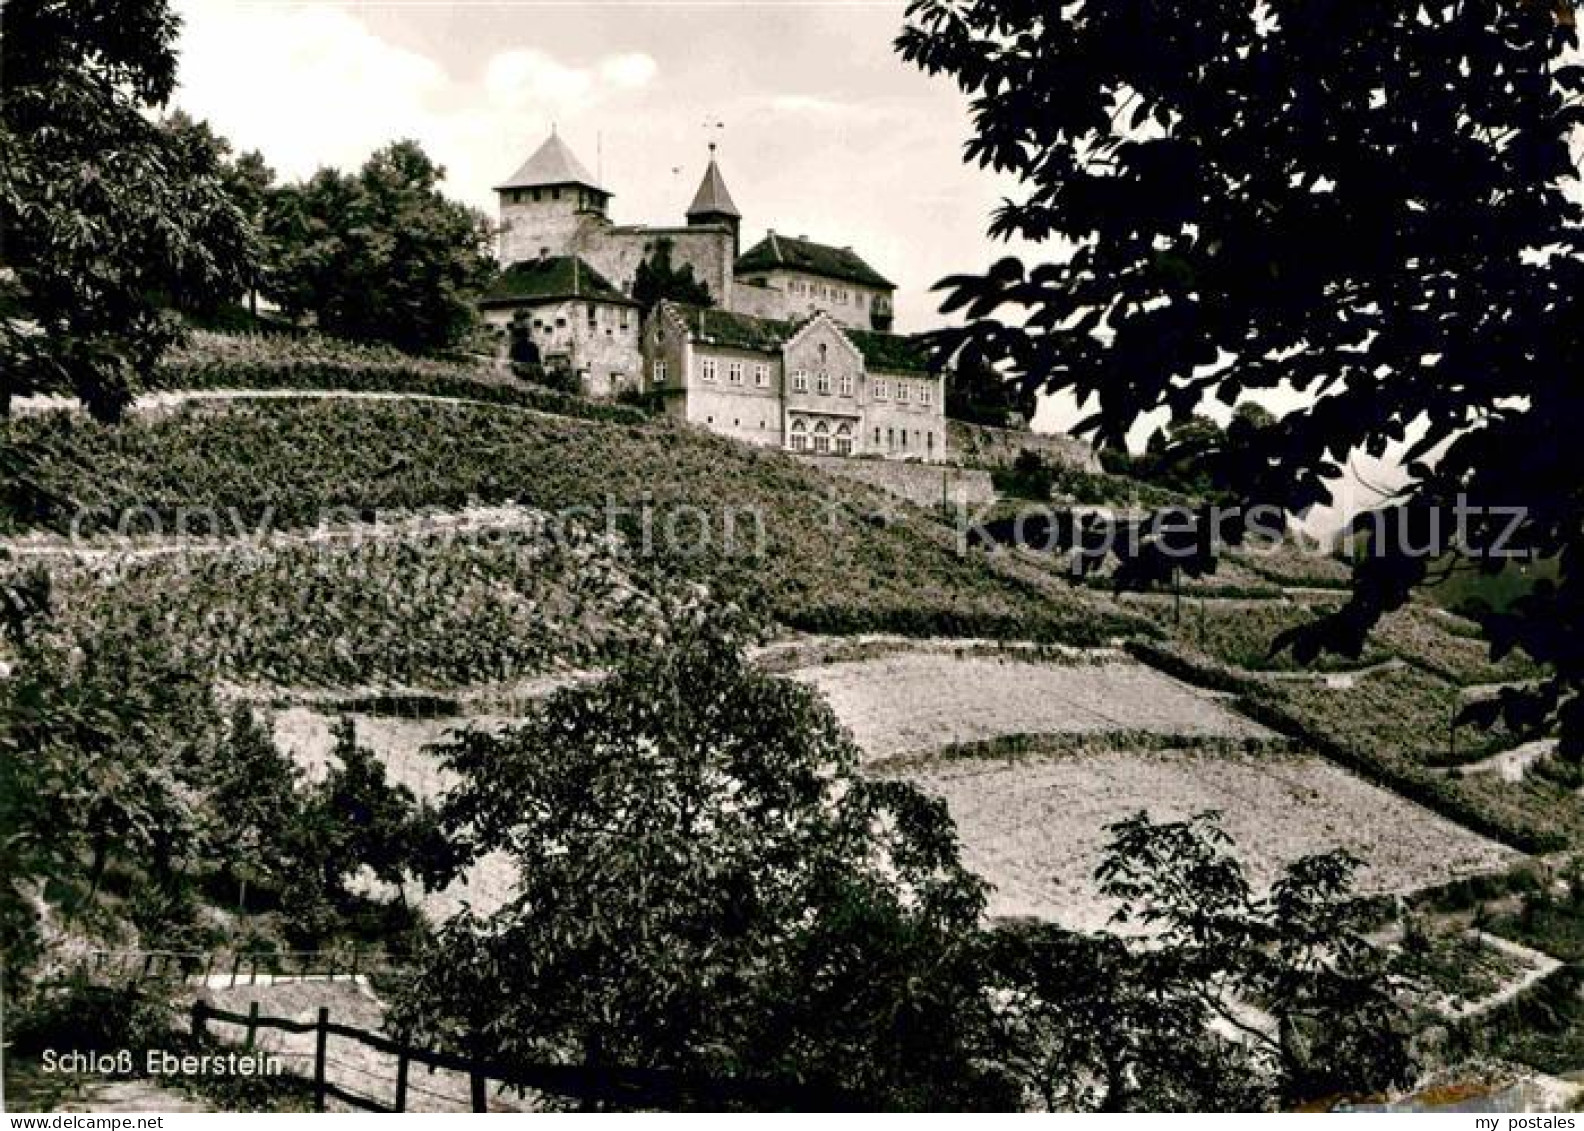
579,225,736,308
804,456,995,509
729,280,793,321
499,200,601,267
947,420,1098,472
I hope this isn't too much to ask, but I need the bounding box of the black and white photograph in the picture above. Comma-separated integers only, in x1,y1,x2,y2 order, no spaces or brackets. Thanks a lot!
5,0,1584,1115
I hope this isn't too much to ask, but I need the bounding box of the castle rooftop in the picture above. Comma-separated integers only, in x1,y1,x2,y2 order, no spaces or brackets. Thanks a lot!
735,232,893,290
480,256,635,307
664,302,930,372
497,131,606,193
687,156,741,220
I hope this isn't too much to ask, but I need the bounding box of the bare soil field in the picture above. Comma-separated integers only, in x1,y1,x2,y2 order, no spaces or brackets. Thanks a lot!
893,746,1522,932
792,652,1271,760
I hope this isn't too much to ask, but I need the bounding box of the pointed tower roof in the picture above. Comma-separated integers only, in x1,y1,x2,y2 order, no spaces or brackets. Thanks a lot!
686,153,740,220
497,130,605,193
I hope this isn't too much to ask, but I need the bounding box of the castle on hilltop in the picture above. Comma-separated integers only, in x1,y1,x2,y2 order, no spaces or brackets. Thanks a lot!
479,131,946,463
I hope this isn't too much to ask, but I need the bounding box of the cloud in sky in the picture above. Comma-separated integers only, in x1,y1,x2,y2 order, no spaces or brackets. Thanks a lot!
175,2,446,178
173,1,660,210
169,0,1033,334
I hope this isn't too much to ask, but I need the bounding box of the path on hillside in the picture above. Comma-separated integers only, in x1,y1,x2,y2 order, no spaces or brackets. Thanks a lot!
1452,931,1563,1020
0,502,578,561
53,1079,212,1114
1438,738,1559,783
8,387,579,422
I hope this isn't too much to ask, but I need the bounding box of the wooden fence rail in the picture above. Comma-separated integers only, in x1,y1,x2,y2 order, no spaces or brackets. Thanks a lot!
189,1000,855,1113
82,948,406,986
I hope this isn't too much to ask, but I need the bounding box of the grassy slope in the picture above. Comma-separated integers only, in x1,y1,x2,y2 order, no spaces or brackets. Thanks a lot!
2,398,1148,687
2,341,1566,850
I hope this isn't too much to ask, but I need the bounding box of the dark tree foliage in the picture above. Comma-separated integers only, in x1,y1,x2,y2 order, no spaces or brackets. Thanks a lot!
309,718,426,897
0,0,257,420
0,596,227,993
989,813,1415,1111
632,238,714,312
393,603,1014,1110
899,1,1584,751
208,705,305,910
263,141,496,354
159,111,277,319
946,345,1037,427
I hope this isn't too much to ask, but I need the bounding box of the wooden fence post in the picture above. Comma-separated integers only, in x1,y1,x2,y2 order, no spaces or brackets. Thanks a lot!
394,1042,410,1113
191,1000,208,1042
471,1067,487,1113
245,1002,259,1050
313,1007,330,1112
230,953,242,989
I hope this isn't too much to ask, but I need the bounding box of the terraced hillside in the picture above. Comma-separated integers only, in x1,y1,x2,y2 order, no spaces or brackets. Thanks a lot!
1,397,1148,687
898,745,1520,930
4,335,1570,937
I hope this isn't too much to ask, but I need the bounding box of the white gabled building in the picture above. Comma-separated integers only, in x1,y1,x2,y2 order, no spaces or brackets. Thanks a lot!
643,301,946,463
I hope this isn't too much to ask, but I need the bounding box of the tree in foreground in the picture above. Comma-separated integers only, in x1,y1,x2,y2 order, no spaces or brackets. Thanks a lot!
945,345,1037,428
263,141,496,354
899,1,1584,751
0,0,256,420
390,599,1410,1110
392,602,1013,1110
989,812,1414,1111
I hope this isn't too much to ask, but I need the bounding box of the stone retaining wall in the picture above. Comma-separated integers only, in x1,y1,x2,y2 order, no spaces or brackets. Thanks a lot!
805,456,997,509
947,420,1098,471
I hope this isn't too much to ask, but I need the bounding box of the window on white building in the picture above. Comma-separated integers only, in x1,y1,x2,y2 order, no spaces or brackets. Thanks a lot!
619,308,631,331
813,421,831,454
816,370,831,395
790,419,808,451
728,361,744,385
792,369,809,393
919,382,933,406
754,363,769,388
896,381,911,404
873,378,888,400
653,359,667,385
835,423,853,456
701,358,717,382
838,373,854,397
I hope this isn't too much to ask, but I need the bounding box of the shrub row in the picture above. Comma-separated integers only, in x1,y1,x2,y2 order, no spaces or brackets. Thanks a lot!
1125,639,1571,854
4,399,1131,685
155,356,646,426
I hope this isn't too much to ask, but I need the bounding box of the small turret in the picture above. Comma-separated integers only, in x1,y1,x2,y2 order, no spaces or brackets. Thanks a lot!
686,145,742,255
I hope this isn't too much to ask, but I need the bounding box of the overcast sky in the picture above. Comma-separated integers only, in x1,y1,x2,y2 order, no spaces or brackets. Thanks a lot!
169,1,1412,530
172,0,1029,335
